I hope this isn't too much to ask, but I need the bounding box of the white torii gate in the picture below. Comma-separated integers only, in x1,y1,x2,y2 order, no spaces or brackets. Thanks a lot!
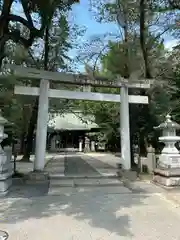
9,65,151,171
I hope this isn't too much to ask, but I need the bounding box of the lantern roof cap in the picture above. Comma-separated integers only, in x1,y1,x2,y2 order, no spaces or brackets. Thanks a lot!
154,114,180,130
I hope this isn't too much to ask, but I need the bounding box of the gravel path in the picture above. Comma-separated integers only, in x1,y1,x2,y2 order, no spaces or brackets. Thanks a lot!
1,191,180,239
3,153,180,239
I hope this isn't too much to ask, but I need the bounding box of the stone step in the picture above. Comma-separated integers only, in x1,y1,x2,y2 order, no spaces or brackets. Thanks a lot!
48,185,132,195
50,179,74,187
50,178,123,187
50,173,119,180
75,178,123,187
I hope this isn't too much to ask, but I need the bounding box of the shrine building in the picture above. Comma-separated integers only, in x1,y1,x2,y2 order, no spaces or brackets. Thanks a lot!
47,111,100,152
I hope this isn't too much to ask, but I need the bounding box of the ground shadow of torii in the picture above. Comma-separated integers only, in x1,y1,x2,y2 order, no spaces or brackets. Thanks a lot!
0,182,150,238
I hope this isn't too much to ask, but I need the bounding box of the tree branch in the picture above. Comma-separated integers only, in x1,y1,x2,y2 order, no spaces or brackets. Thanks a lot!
147,26,172,50
21,0,34,28
168,0,180,10
0,14,32,29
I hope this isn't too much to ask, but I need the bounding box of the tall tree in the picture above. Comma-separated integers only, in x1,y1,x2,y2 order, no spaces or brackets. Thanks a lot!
0,0,79,67
0,5,85,160
22,11,82,161
79,0,178,154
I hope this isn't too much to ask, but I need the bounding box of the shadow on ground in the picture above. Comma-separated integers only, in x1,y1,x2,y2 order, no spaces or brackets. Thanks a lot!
0,181,151,238
0,152,164,238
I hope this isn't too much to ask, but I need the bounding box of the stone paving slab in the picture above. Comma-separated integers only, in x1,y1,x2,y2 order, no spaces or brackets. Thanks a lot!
83,152,121,169
48,186,132,195
64,155,101,176
50,179,74,187
47,154,124,192
1,191,180,239
74,178,122,187
81,153,118,177
45,155,65,176
50,178,123,188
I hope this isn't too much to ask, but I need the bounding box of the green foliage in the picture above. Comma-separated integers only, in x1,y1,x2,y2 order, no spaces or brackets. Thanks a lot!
1,0,180,155
0,3,84,141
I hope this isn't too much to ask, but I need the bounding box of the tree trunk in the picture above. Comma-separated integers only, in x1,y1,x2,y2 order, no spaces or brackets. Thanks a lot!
139,0,152,79
139,0,153,156
19,131,26,154
19,105,29,154
21,98,38,161
123,13,130,79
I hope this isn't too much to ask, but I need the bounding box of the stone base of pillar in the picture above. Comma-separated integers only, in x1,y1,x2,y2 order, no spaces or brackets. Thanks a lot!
0,176,12,196
0,151,12,195
25,171,50,185
117,168,138,181
79,142,83,152
158,154,180,169
153,168,180,187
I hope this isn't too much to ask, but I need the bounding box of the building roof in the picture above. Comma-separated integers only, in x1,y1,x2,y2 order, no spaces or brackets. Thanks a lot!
48,112,99,131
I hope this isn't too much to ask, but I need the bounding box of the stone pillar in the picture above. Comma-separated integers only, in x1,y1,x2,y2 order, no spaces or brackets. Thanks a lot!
120,85,131,170
91,141,95,152
84,136,90,152
79,139,83,152
34,79,49,171
133,144,139,165
0,112,12,195
50,136,56,151
4,146,13,173
147,145,156,173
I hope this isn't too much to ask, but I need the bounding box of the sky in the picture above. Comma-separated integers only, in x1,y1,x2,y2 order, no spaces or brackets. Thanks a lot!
12,0,179,71
68,0,179,70
70,0,178,48
70,0,120,40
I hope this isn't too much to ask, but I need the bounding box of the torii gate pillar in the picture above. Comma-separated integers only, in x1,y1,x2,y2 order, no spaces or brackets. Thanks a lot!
120,85,131,170
34,79,49,171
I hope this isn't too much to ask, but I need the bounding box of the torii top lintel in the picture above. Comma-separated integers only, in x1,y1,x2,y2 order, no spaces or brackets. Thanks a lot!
8,64,152,89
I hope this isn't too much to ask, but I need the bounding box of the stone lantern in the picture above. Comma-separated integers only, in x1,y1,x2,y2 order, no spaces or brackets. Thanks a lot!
0,110,8,152
153,114,180,187
0,110,12,194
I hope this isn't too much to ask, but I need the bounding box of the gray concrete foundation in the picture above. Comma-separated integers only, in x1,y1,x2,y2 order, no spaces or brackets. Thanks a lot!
153,168,180,187
25,171,50,184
